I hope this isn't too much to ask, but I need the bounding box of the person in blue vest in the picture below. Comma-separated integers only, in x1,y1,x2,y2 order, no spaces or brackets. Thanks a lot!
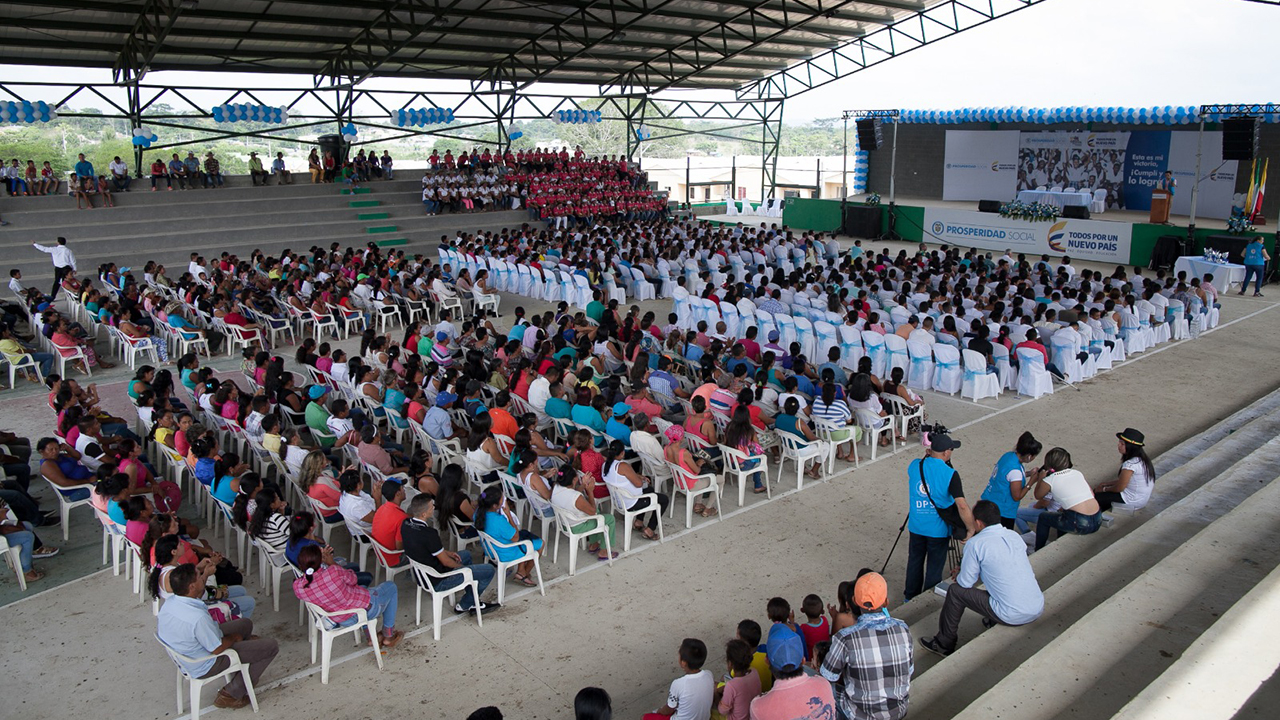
980,432,1043,531
1155,170,1176,195
904,433,974,602
1239,236,1270,298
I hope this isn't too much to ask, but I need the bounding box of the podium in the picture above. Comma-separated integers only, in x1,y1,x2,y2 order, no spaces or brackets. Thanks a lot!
1150,189,1171,223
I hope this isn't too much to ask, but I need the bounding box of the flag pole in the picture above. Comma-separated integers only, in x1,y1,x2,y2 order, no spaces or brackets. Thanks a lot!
1187,114,1204,247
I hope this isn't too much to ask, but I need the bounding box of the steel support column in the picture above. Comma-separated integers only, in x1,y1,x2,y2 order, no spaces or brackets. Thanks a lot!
760,100,784,203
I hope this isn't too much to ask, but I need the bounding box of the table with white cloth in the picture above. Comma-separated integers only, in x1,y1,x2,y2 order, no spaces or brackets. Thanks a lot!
1015,189,1093,210
1172,256,1246,295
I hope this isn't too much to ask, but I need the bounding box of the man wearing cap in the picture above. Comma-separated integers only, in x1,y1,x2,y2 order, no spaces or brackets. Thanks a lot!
920,500,1044,657
749,620,837,720
904,434,975,602
304,386,341,449
370,480,409,566
424,392,465,441
248,151,268,186
821,573,913,720
605,403,633,448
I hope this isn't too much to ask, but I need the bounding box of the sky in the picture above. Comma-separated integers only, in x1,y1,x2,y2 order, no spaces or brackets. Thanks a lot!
2,0,1278,125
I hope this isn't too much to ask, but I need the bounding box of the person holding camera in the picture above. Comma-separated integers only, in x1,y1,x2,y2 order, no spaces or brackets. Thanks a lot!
919,500,1044,657
1028,447,1101,550
980,432,1043,530
904,433,974,602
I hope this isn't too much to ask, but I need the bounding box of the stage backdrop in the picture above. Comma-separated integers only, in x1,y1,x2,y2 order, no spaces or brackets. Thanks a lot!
944,130,1237,219
923,206,1132,264
942,130,1020,201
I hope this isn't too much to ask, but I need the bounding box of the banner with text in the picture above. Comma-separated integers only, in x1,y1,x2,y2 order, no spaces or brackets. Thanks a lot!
944,130,1238,219
923,206,1132,264
942,130,1020,201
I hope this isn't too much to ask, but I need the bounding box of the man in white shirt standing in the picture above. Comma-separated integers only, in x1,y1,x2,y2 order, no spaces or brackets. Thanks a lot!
32,236,76,298
920,500,1044,657
108,156,131,192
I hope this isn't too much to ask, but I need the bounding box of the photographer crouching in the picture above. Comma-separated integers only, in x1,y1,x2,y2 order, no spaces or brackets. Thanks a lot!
903,426,975,603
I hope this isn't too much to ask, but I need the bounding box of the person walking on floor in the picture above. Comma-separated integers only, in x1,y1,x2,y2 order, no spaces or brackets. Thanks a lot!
1239,236,1270,298
32,236,76,299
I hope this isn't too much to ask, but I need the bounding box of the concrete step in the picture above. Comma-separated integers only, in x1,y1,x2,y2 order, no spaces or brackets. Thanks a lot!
4,176,425,210
950,466,1280,720
349,200,382,208
1111,563,1280,720
893,389,1280,631
7,209,535,283
355,212,390,220
365,225,398,234
905,431,1280,719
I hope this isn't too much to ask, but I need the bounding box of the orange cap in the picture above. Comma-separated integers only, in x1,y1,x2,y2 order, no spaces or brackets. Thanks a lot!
854,572,888,611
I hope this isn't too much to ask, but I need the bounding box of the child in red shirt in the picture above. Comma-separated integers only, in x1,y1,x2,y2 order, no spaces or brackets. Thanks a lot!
798,593,831,659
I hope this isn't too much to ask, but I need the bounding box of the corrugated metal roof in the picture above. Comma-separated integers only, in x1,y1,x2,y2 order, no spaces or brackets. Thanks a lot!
0,0,933,90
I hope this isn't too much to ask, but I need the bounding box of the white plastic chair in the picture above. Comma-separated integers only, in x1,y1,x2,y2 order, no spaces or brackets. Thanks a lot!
48,339,91,378
813,417,859,471
43,479,96,541
880,393,924,439
667,460,721,529
156,633,260,720
1015,347,1054,399
931,344,962,395
551,507,614,576
250,538,294,612
408,559,483,640
301,602,384,684
477,530,545,604
718,444,771,506
5,351,43,386
0,534,27,591
776,431,824,490
961,349,1000,402
854,408,896,461
1090,188,1107,214
606,482,665,553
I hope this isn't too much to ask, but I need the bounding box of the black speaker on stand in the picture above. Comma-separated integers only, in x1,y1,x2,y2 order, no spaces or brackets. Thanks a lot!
977,200,1002,213
1222,117,1260,161
1062,205,1090,219
855,119,883,150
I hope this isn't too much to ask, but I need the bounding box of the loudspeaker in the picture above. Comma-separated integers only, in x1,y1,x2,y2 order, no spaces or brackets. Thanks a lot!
855,118,883,150
843,205,883,239
1062,205,1090,219
1222,117,1260,161
978,199,1002,213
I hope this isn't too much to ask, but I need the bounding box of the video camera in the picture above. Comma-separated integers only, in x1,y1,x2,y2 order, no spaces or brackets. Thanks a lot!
920,422,949,449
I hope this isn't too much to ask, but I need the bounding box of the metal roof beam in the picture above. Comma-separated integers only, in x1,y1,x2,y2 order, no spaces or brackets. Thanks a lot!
314,0,481,86
111,0,185,84
735,0,1049,100
600,0,869,94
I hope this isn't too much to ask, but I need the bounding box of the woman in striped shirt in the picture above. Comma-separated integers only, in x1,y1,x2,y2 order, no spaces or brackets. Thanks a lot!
247,487,289,552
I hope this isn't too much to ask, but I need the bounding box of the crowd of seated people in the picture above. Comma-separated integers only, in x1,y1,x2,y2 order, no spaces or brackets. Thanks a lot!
4,204,1188,714
417,147,665,227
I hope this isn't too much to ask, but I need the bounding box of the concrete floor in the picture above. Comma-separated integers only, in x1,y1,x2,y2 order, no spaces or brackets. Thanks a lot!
2,242,1277,720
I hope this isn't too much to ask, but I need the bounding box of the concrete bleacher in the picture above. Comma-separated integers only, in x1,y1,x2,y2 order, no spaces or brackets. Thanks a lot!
898,388,1280,720
0,176,535,283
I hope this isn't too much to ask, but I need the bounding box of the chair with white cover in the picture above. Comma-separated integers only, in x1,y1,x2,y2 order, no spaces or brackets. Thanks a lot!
991,343,1016,390
408,559,483,640
774,313,797,350
1015,347,1054,399
667,461,721,529
573,274,592,310
672,286,694,330
1049,333,1086,384
725,198,738,216
630,267,656,302
961,349,1000,402
1118,308,1148,354
156,633,260,720
860,331,887,378
1090,188,1107,214
606,482,664,553
718,444,771,506
551,507,614,577
905,340,933,391
931,344,962,395
718,302,741,339
754,310,777,347
301,601,384,684
813,321,838,361
837,325,862,371
776,431,825,491
1167,299,1189,340
477,530,545,604
602,274,627,306
882,333,910,376
792,316,816,361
